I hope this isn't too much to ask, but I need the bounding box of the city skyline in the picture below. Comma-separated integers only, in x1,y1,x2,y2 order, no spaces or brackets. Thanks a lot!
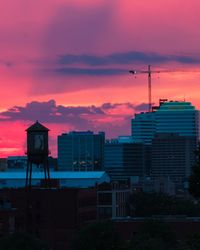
1,0,200,156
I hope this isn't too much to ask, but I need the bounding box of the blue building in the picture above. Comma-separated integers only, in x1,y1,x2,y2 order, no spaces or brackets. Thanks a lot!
131,100,199,144
131,100,199,193
131,112,155,144
58,131,105,171
104,138,147,181
155,101,198,138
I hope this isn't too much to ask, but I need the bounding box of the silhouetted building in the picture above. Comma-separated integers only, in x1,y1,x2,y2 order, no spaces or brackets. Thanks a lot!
58,131,105,171
151,133,196,185
97,182,130,219
7,156,56,171
0,200,15,237
0,188,97,250
104,139,147,181
0,158,7,171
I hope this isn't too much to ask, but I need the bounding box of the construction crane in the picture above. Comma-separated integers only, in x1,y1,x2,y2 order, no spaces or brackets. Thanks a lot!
129,65,160,112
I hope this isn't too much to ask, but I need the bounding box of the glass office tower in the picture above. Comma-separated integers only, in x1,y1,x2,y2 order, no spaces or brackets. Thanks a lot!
131,101,199,144
58,131,105,171
155,101,198,138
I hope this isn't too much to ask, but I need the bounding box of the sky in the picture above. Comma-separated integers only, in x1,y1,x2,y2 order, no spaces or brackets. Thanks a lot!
1,0,200,157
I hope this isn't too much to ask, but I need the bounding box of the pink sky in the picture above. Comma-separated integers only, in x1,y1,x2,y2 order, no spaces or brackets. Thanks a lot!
0,0,200,157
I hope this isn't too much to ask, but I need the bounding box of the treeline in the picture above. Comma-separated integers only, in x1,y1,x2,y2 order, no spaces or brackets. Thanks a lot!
72,220,200,250
128,192,200,217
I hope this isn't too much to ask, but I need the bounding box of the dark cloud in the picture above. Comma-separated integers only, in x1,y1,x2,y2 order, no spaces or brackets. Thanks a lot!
101,102,135,110
55,67,127,76
58,51,200,67
0,100,105,128
0,100,145,136
134,103,150,111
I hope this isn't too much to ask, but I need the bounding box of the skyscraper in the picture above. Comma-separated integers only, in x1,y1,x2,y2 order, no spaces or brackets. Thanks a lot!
58,131,105,171
155,101,198,138
131,100,199,144
151,133,196,182
131,100,199,191
131,112,155,144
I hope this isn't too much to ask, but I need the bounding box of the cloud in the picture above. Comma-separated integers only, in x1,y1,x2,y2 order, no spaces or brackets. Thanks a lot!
135,103,150,111
55,67,127,76
58,51,200,67
0,100,149,137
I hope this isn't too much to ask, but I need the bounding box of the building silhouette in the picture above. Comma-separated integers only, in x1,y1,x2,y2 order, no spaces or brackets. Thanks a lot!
58,131,105,171
104,138,146,181
131,100,198,193
151,133,196,184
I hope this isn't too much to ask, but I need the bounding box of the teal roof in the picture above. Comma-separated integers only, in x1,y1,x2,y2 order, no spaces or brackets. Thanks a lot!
0,171,108,179
157,102,195,111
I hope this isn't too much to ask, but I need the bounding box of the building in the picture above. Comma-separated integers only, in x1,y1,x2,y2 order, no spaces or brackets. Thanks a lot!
151,133,196,184
97,182,130,219
104,139,146,181
0,188,97,250
0,158,7,171
0,200,15,237
155,101,199,138
131,112,155,144
131,100,199,144
131,100,198,193
58,131,105,171
0,171,110,188
7,156,57,171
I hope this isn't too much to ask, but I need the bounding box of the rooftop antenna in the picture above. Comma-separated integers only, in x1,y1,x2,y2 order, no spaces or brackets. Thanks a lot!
129,65,160,112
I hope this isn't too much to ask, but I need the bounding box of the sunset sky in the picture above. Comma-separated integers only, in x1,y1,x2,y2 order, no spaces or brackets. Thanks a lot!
1,0,200,157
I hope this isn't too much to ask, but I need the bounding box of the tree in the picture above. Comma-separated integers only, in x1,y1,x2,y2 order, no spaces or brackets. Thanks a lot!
184,233,200,250
189,144,200,199
71,220,123,250
127,220,177,250
128,192,200,217
0,232,50,250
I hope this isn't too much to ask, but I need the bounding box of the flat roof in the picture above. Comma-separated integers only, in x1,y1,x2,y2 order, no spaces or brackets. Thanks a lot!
0,171,108,180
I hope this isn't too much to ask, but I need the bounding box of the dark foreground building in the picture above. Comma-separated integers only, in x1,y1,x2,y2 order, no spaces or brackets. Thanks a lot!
0,188,97,250
151,133,196,185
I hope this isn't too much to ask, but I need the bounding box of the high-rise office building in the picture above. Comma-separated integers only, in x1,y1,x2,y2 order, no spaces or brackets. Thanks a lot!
131,112,156,144
131,100,199,144
58,131,105,171
131,100,198,191
155,101,198,138
151,133,196,183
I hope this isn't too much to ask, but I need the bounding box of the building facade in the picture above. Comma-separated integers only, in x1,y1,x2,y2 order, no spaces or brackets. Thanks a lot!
131,100,199,144
58,131,105,171
155,101,199,138
104,139,146,181
151,133,196,183
131,100,198,192
131,112,156,144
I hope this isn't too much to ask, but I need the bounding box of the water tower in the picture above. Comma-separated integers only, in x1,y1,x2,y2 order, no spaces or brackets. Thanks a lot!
26,121,50,187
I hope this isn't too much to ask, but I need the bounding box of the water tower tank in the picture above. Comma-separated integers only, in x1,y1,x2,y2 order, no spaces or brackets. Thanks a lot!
26,120,49,164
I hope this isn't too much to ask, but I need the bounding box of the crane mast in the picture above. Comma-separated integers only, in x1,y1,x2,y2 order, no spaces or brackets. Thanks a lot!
129,65,160,112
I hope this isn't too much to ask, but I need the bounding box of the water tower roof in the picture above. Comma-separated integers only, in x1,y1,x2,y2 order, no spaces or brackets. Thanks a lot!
26,120,49,132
